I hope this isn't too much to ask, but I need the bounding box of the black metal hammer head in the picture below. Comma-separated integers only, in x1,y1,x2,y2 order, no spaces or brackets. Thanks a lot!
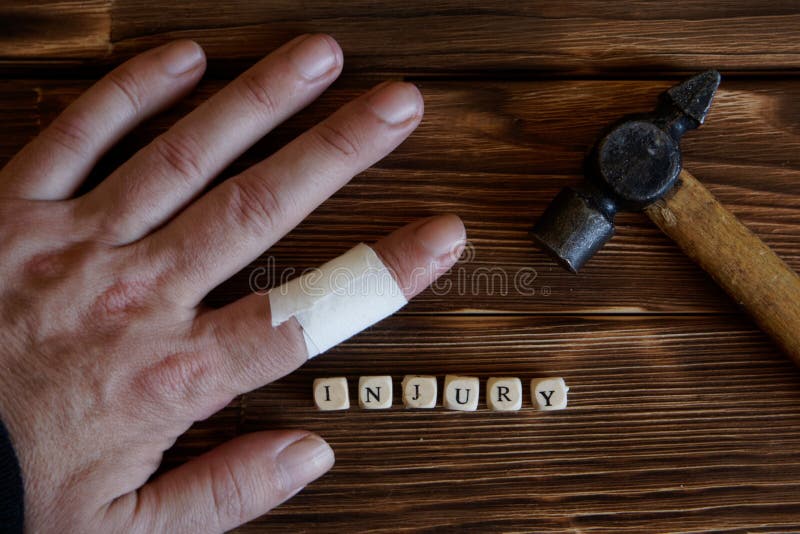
530,70,721,273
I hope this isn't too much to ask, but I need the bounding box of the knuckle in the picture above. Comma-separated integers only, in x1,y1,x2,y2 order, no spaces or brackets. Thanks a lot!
42,115,93,158
263,321,307,375
314,120,360,159
106,66,146,115
238,71,281,117
90,277,155,325
152,132,205,182
23,250,70,283
198,310,305,390
373,244,408,290
230,323,305,386
0,202,78,268
133,351,214,410
223,175,282,235
209,457,249,527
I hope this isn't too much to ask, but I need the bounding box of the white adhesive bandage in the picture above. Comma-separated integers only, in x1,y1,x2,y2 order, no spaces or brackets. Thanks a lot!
269,244,408,358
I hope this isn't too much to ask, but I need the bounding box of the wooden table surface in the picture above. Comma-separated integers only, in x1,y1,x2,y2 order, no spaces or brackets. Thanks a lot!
3,2,800,532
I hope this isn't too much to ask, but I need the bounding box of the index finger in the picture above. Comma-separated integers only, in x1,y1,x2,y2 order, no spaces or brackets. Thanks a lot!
185,215,466,414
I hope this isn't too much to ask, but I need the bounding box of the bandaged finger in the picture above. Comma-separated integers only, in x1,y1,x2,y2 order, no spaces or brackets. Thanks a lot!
268,244,407,358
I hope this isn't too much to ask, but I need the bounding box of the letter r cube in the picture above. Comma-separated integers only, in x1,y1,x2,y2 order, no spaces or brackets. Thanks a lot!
487,377,522,411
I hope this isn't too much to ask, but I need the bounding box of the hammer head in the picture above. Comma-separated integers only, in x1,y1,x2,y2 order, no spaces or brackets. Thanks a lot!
531,70,721,273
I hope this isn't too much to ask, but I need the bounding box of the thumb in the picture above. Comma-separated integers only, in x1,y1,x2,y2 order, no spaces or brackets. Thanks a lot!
125,431,334,533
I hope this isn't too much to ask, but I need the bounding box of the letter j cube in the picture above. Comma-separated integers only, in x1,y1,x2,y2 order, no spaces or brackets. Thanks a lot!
359,376,393,409
402,375,437,409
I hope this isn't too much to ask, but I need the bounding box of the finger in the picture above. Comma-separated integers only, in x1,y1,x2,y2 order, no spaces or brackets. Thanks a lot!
192,215,465,402
371,214,467,299
126,431,333,533
149,81,424,307
80,34,343,245
0,40,206,201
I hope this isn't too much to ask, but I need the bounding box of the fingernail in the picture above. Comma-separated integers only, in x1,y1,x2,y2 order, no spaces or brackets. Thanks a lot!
287,34,340,81
415,214,466,258
160,40,205,76
278,434,335,492
367,82,422,125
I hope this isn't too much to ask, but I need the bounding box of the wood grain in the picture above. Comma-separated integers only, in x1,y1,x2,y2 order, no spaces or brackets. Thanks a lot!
112,7,800,76
3,5,800,530
2,79,797,315
161,315,800,532
3,2,800,74
0,82,39,163
0,1,110,58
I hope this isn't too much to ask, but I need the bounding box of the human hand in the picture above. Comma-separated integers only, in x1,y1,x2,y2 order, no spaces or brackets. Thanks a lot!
0,35,465,532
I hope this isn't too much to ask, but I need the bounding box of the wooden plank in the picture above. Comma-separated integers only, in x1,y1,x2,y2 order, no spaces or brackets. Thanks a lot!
0,1,110,58
2,79,798,314
103,1,800,75
0,82,39,162
0,2,798,74
158,315,800,532
18,79,800,177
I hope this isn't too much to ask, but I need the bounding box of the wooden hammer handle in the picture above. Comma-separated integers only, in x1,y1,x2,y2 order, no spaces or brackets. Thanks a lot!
645,169,800,365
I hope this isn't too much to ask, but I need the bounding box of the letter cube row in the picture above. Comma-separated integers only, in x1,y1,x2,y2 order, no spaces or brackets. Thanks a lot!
313,376,568,411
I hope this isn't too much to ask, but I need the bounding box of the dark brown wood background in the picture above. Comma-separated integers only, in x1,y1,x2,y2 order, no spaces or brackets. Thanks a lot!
3,2,800,532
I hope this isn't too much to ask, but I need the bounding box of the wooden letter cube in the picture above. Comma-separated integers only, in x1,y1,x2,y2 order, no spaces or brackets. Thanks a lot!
313,377,349,411
444,375,479,411
359,376,393,409
402,375,437,409
487,377,522,411
531,377,569,411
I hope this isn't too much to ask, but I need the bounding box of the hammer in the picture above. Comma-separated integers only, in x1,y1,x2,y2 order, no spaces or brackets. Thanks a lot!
531,71,800,365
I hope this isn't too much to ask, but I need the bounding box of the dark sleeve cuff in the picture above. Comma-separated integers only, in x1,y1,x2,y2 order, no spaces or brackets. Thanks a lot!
0,417,23,533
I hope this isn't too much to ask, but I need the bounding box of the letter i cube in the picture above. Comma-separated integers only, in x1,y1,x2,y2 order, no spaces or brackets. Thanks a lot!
313,377,350,411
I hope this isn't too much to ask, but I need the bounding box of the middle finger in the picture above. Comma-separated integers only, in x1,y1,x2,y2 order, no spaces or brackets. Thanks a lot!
148,81,423,307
